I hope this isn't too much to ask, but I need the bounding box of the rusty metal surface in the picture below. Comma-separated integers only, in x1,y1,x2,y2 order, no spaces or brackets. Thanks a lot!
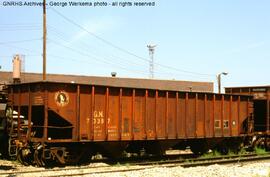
8,82,252,143
0,71,213,92
225,86,269,134
225,86,270,100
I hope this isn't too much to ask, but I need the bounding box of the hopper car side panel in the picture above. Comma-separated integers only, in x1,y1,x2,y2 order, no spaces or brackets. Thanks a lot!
167,92,177,138
225,86,269,134
8,82,253,144
107,87,120,140
133,90,146,140
47,84,78,140
146,90,156,139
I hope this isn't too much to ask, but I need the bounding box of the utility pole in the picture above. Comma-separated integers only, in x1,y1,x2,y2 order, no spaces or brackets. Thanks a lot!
147,44,156,79
43,0,47,81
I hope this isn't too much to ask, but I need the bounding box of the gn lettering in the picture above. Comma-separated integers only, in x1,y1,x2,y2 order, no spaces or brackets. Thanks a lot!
93,111,110,125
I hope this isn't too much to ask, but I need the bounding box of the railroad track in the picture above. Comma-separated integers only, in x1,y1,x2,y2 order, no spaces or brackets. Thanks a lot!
1,153,270,177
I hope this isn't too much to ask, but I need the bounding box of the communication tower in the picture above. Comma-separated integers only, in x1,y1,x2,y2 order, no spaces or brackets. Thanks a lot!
147,44,156,79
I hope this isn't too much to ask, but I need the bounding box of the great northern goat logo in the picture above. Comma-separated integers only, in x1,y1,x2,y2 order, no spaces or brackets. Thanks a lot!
55,91,69,107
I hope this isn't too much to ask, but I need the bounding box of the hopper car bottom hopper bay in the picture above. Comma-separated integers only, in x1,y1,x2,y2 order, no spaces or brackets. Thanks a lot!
3,81,253,166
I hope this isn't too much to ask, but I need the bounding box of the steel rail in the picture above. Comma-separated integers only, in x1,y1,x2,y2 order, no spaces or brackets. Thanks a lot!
40,154,270,177
1,153,270,177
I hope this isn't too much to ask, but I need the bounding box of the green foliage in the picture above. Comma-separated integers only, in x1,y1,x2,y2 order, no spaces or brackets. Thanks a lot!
254,146,267,155
213,150,222,157
185,159,193,163
114,162,130,167
200,150,221,158
114,162,121,166
124,163,130,167
226,150,235,156
238,147,246,155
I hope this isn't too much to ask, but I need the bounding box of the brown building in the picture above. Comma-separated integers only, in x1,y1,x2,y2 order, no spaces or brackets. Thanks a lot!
225,86,270,133
0,71,213,92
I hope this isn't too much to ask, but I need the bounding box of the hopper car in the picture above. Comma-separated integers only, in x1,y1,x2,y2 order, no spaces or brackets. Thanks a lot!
226,86,270,148
0,81,264,166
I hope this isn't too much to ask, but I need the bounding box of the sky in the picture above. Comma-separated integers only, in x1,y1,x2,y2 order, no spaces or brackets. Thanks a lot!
0,0,269,92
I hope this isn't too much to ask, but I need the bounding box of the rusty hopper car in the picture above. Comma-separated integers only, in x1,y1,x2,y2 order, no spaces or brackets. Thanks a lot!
6,81,253,166
0,88,8,158
225,86,270,148
225,86,269,133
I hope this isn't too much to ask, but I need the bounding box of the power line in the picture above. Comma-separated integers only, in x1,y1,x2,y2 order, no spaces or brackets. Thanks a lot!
48,38,149,75
0,23,41,26
2,44,42,55
0,23,42,31
48,39,213,79
49,8,215,77
49,54,213,79
47,25,149,69
155,63,215,76
0,42,213,79
50,7,150,62
47,25,71,43
0,38,42,45
47,24,213,79
0,28,41,32
0,54,40,58
47,53,148,76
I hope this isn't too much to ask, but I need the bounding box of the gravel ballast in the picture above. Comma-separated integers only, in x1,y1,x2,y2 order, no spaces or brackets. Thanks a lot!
0,159,270,177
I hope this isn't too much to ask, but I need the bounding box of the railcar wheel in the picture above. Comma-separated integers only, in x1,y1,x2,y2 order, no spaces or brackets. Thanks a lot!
266,138,270,151
17,148,32,166
252,136,267,150
227,139,243,154
34,148,45,167
0,134,9,159
17,149,24,164
190,141,209,155
216,146,229,155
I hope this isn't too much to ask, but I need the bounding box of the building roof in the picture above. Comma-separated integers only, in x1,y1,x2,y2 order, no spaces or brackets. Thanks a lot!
0,71,213,92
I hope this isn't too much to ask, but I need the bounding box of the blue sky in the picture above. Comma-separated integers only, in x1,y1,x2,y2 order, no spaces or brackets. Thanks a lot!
0,0,269,91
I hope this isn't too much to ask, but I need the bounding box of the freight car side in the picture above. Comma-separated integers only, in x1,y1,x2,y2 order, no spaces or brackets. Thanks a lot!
7,81,253,165
225,86,270,149
0,88,8,158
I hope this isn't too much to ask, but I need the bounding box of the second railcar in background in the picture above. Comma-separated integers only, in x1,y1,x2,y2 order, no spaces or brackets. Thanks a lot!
226,86,270,148
6,81,253,166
